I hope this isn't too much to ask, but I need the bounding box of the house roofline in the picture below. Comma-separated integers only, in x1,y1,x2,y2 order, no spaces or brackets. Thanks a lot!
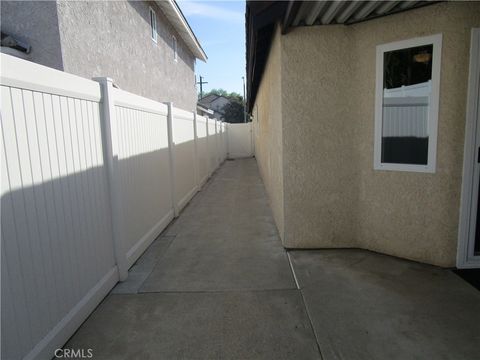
197,104,215,115
204,95,231,101
156,0,207,62
199,94,233,106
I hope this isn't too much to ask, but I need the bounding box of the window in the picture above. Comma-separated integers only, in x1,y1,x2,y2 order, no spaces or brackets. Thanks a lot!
173,35,178,61
149,7,157,43
374,34,442,173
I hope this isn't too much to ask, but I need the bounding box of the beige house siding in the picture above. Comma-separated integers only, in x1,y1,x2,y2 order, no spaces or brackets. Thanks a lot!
282,25,359,249
255,2,480,266
351,2,480,267
253,26,284,241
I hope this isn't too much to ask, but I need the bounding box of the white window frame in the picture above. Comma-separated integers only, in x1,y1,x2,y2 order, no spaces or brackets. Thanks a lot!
149,7,157,43
374,34,442,173
173,35,178,62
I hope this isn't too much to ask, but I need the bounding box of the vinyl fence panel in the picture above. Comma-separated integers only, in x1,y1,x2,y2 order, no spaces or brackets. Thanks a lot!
195,115,209,187
216,120,224,164
221,122,228,161
1,52,224,360
207,117,217,175
1,54,117,360
172,108,197,213
111,87,174,269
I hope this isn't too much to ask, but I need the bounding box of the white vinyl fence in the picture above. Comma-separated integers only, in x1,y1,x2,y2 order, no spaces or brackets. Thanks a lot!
227,122,254,158
382,80,431,138
207,117,218,174
195,115,209,187
171,106,201,215
0,53,227,360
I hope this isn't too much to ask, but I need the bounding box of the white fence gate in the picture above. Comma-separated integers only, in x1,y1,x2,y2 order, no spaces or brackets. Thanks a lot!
227,122,254,158
0,54,227,360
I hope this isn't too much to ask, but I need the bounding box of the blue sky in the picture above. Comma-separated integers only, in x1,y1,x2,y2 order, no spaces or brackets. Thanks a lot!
178,0,246,96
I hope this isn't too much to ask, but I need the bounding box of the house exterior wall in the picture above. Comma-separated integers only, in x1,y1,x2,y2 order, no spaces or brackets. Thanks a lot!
0,1,64,70
255,2,480,266
350,2,480,267
281,25,359,249
210,96,230,120
252,26,284,240
1,1,197,111
210,97,230,113
57,1,197,111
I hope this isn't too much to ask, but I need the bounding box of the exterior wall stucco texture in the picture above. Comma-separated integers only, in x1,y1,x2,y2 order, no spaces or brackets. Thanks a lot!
253,26,284,240
350,3,480,267
282,25,359,249
56,1,197,111
1,1,64,70
255,2,480,267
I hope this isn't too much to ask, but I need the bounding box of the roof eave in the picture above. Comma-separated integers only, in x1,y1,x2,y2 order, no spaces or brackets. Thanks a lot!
155,0,207,62
197,104,214,114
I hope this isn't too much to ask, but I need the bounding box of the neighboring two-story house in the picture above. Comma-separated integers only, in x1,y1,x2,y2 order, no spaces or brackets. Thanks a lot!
198,94,232,121
0,0,206,111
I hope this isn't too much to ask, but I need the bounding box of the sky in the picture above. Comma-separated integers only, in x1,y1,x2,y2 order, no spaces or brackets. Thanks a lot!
178,0,246,97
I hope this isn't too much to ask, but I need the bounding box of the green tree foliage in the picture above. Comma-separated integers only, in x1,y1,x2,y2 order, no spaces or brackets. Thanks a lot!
222,97,245,123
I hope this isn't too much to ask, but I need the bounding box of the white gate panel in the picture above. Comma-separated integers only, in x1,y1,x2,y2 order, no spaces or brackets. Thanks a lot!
227,123,253,158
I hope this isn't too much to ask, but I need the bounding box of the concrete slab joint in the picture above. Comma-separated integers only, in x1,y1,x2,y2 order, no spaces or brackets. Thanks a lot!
65,159,480,360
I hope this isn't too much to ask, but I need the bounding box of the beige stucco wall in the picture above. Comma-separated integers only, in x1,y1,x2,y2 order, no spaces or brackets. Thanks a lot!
253,26,284,240
256,2,480,266
282,25,359,249
350,2,480,267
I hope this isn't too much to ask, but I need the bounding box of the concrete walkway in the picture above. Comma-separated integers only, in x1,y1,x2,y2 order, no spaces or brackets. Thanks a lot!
66,159,480,359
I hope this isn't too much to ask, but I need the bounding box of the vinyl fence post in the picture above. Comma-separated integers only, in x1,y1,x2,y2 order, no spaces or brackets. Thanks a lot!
215,119,219,168
226,123,230,159
93,77,128,281
165,102,178,217
206,117,211,177
193,111,199,190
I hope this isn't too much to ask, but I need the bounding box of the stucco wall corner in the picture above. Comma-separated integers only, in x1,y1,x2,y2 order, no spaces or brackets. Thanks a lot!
271,2,479,267
351,2,480,268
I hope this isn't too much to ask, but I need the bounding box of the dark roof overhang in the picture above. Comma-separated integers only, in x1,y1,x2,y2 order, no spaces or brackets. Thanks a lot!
246,1,288,112
246,1,440,113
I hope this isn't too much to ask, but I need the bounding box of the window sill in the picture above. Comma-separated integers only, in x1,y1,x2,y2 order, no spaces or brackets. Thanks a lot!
374,162,435,173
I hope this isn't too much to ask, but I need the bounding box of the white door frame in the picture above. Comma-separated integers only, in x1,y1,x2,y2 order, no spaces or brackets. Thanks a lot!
457,28,480,268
